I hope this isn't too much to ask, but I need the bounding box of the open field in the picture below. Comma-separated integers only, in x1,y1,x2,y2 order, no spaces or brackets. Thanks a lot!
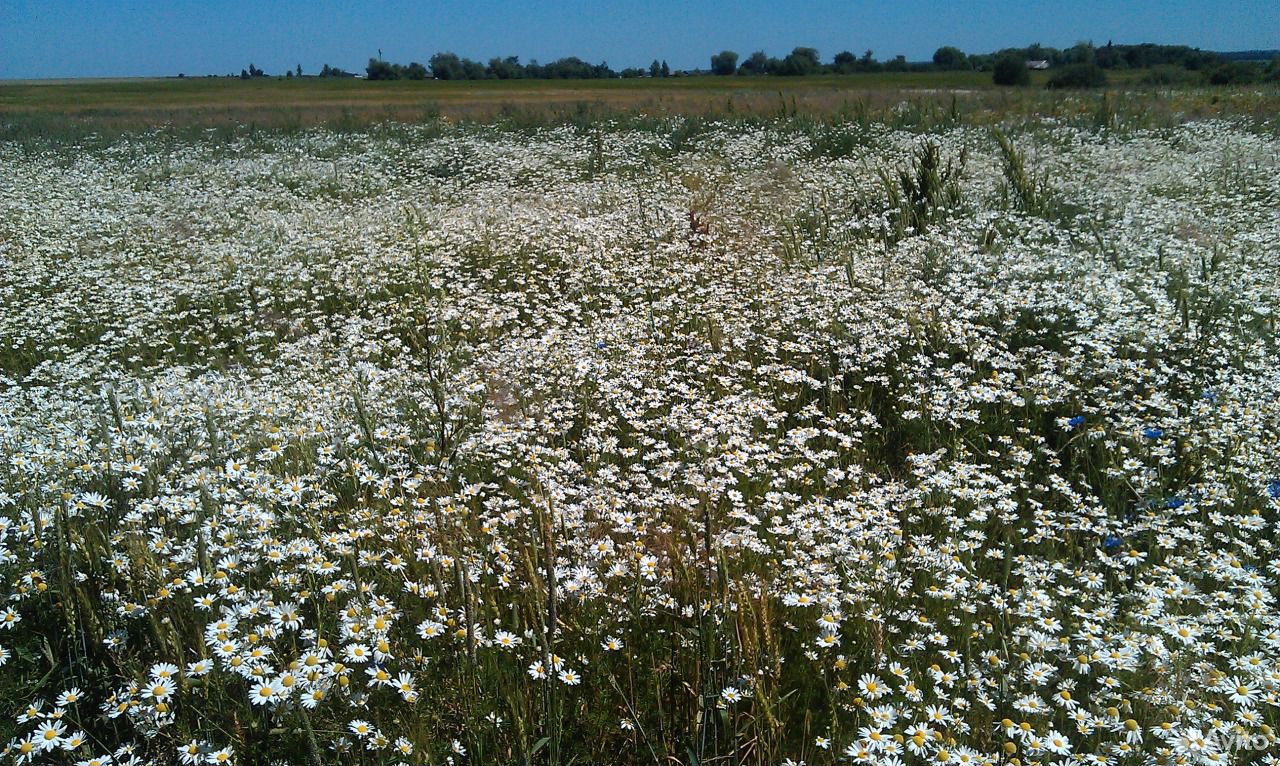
6,70,1272,137
2,90,1280,765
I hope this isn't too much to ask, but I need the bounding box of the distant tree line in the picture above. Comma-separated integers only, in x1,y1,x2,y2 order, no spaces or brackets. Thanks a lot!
932,42,1227,72
724,48,912,75
365,54,617,81
359,42,1276,83
722,42,1279,83
318,64,356,78
357,49,911,81
213,42,1279,86
940,42,1280,88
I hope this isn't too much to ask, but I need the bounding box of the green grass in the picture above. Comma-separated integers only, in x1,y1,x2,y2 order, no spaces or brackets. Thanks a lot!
4,69,1273,149
0,71,1012,108
0,70,1165,132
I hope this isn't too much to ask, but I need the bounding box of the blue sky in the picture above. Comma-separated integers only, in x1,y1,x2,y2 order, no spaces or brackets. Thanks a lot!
1,0,1276,79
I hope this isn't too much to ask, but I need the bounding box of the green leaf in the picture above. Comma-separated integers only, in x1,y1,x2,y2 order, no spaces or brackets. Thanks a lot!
529,736,550,758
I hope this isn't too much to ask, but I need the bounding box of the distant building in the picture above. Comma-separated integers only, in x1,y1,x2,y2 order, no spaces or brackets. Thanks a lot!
1027,60,1050,70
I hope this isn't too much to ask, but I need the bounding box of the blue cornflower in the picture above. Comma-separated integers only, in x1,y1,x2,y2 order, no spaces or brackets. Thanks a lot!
1142,426,1164,440
1267,480,1280,500
1067,415,1085,428
1201,390,1217,403
1103,534,1123,550
595,341,607,350
1164,497,1184,510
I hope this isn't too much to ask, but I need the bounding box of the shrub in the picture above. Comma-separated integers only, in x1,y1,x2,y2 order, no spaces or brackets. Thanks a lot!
1046,63,1108,89
993,55,1030,86
1138,65,1203,86
1208,61,1262,85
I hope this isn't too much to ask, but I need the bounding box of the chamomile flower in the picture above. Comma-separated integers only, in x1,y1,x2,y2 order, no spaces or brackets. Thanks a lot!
141,678,175,702
248,679,285,706
348,720,375,739
492,630,521,650
34,721,67,752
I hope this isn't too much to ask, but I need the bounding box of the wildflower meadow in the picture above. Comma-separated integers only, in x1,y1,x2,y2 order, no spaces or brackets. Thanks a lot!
1,101,1279,765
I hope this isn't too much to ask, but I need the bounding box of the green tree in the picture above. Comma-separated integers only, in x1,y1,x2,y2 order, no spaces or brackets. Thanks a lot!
649,59,662,77
430,52,465,80
738,51,770,75
710,50,738,75
778,47,820,76
932,46,968,70
993,55,1030,85
832,51,858,74
1064,41,1097,66
366,58,402,80
487,56,524,79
